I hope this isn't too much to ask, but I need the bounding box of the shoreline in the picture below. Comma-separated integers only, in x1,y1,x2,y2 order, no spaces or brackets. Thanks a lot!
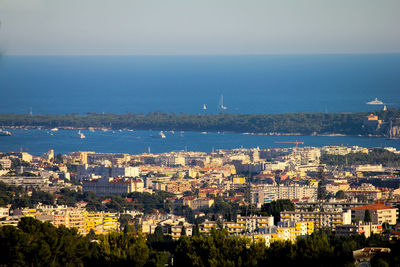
1,125,387,138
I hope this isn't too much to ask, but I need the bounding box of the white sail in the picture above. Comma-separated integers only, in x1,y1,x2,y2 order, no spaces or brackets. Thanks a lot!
218,94,227,110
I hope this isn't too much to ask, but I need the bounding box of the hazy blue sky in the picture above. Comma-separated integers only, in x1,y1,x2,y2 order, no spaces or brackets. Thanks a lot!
1,0,399,55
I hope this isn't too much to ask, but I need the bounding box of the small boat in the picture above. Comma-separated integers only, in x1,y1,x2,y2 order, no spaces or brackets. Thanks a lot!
159,131,166,139
366,98,383,105
50,128,59,131
0,129,12,136
151,131,166,139
78,130,85,139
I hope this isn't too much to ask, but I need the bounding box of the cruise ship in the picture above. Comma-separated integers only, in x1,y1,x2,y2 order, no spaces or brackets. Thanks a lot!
366,98,383,105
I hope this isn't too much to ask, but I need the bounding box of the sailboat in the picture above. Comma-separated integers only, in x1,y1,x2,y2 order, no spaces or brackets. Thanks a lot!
159,131,166,139
203,104,207,110
78,130,85,139
218,94,227,110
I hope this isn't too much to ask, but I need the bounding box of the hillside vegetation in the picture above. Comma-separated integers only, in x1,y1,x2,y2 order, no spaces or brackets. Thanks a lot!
1,109,399,136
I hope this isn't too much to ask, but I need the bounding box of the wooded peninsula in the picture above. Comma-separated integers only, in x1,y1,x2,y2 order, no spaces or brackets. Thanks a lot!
1,109,399,136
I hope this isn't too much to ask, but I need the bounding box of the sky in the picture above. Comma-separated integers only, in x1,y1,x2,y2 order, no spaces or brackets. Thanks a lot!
0,0,400,55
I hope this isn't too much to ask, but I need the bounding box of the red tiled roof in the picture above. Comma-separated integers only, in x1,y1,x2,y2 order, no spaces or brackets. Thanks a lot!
352,204,395,211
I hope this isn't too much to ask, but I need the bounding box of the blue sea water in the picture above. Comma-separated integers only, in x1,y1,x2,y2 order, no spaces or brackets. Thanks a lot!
1,54,400,115
0,129,399,156
0,54,400,155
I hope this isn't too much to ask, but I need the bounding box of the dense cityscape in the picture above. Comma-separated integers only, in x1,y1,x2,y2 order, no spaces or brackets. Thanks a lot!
1,140,400,265
2,1,400,266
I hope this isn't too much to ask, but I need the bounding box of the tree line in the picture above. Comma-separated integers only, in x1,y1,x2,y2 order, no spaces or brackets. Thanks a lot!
1,217,399,266
321,148,400,167
1,109,399,135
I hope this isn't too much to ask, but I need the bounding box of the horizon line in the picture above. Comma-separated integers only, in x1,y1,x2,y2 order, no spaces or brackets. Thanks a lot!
2,51,400,57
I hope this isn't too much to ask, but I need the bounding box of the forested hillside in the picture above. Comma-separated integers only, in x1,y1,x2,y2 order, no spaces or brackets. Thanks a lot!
1,109,399,136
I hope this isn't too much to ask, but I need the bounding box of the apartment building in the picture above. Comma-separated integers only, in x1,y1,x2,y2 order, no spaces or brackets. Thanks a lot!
152,179,192,193
82,177,144,195
344,183,382,200
236,215,274,232
170,224,193,240
0,158,12,169
352,203,397,225
155,154,186,167
251,184,318,208
178,197,214,210
289,147,321,165
335,222,383,238
253,221,314,246
77,164,139,181
19,206,120,235
0,176,50,188
280,209,352,230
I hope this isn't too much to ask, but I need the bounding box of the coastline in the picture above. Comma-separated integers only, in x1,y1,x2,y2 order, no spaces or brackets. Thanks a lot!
0,110,399,139
0,125,388,138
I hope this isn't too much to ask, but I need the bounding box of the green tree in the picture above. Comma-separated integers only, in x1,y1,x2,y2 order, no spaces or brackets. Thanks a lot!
364,210,372,223
97,232,149,266
87,229,96,240
261,199,295,223
335,190,346,199
181,225,186,236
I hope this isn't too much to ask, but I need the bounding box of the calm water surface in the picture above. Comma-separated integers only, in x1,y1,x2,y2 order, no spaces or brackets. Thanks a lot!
0,128,398,156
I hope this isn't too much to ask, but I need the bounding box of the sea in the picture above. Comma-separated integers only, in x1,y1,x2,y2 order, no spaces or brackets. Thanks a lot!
0,54,400,155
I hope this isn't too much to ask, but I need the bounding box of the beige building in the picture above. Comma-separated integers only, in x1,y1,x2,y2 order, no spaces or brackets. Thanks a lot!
335,222,383,238
181,197,214,210
251,184,318,208
280,209,352,230
352,203,397,225
82,177,144,195
20,206,119,235
344,184,382,200
0,158,12,169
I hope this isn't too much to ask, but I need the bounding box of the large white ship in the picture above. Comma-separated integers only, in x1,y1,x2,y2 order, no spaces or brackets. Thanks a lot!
366,98,383,105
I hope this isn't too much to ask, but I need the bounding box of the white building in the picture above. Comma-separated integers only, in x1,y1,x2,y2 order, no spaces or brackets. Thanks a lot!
280,209,352,230
77,165,139,181
82,177,144,195
251,184,318,208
